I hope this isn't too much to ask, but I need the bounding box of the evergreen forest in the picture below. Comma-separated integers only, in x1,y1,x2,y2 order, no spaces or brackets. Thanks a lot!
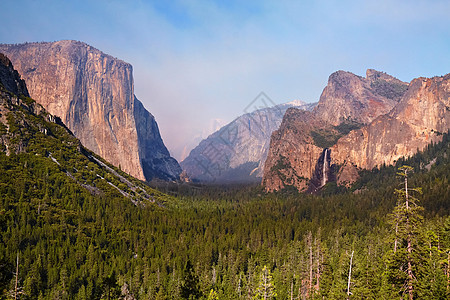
0,81,449,299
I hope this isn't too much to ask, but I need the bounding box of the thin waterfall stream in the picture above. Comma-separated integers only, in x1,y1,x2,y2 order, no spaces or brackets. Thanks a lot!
321,148,329,187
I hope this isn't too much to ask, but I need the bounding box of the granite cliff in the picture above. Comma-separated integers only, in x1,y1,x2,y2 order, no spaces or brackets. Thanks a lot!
314,69,408,125
261,109,329,191
0,41,181,181
263,69,415,192
332,74,450,173
181,100,315,182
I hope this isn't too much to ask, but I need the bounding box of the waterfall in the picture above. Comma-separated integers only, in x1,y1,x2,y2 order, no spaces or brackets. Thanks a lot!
321,148,329,187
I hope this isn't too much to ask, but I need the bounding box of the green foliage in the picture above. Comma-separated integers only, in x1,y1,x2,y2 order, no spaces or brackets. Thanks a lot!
310,120,361,148
333,119,362,135
310,128,341,148
0,156,448,299
0,87,449,299
254,265,276,300
180,260,202,299
269,155,290,173
370,79,408,100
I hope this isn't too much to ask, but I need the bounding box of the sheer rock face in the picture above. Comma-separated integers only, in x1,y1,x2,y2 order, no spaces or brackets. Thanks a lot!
134,98,181,180
314,69,408,126
262,109,329,192
332,74,450,170
0,41,181,181
181,101,315,183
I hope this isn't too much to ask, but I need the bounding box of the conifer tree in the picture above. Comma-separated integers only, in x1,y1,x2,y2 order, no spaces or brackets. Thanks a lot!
254,265,276,300
207,289,219,300
385,166,424,299
180,260,202,299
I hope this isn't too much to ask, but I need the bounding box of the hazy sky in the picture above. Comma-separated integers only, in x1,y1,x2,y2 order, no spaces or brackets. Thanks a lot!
1,0,449,161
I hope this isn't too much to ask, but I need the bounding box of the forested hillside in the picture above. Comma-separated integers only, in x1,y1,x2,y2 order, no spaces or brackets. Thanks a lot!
1,48,449,300
1,129,449,299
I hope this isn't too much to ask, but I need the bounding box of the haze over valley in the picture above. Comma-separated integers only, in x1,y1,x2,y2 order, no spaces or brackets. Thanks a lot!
0,1,449,299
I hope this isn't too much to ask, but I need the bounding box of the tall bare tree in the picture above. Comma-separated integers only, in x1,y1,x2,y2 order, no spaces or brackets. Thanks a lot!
387,166,424,300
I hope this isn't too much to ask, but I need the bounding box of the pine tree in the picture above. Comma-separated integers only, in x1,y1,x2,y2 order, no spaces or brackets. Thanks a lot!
180,260,202,299
254,265,276,300
385,166,424,299
207,289,219,300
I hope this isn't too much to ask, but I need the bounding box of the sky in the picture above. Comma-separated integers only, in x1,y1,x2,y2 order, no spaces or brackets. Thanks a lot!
1,0,449,161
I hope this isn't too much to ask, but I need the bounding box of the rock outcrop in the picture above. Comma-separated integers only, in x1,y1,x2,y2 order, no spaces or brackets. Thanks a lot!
181,100,315,183
0,53,29,97
314,69,408,125
262,109,328,191
0,41,181,181
0,53,69,156
332,74,450,170
263,69,414,192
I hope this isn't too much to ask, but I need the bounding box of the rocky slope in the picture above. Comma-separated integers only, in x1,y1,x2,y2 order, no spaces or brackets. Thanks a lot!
262,109,329,191
0,41,181,181
0,54,168,205
263,69,413,192
181,100,315,182
0,53,29,97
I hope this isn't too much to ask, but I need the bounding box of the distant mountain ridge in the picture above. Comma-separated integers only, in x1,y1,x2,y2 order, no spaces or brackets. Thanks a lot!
181,100,316,183
0,40,181,181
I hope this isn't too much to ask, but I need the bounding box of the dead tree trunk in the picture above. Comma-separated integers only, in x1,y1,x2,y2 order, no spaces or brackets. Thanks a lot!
447,251,449,293
290,275,294,300
14,252,19,300
347,250,354,300
404,170,414,300
308,232,313,297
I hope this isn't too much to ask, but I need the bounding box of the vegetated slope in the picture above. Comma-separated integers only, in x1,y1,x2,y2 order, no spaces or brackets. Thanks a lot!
0,53,173,297
0,41,181,181
1,56,448,299
1,84,448,299
181,100,316,183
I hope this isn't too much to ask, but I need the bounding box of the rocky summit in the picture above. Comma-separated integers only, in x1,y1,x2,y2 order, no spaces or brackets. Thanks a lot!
0,53,29,97
262,69,436,192
181,100,316,183
0,41,181,181
313,69,408,126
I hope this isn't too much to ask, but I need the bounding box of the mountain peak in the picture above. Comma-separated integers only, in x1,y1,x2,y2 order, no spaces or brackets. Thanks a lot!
0,53,29,97
366,69,407,84
181,99,314,183
284,99,306,106
314,69,408,125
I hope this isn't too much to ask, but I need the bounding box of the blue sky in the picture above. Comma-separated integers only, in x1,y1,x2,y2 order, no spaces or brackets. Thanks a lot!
1,0,449,160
